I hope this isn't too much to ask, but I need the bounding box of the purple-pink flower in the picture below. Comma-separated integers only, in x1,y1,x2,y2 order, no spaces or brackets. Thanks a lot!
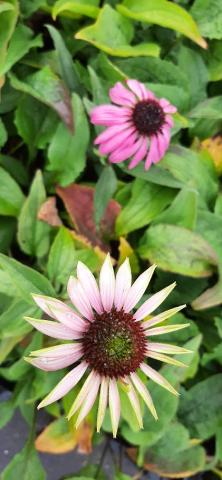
90,79,177,170
25,255,190,437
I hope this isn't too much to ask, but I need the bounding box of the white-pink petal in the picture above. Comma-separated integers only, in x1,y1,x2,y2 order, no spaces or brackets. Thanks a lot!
109,379,120,438
99,254,115,312
147,342,192,355
97,377,109,433
38,362,88,408
26,349,83,371
140,362,178,396
76,374,101,428
145,323,189,337
114,258,132,310
134,282,176,321
67,276,94,321
143,305,186,329
68,370,96,419
25,317,82,340
125,376,143,428
77,261,103,314
130,372,157,420
123,264,156,313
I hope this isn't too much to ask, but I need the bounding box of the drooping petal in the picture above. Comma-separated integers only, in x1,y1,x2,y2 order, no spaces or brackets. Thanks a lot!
94,123,132,145
114,258,132,310
24,317,82,340
130,372,157,420
147,351,186,368
145,323,190,337
125,376,143,428
109,378,120,438
143,305,186,329
77,261,103,314
123,264,156,313
140,362,179,396
25,348,83,371
75,374,101,428
128,137,148,169
67,276,94,321
37,362,88,408
109,135,142,164
97,377,109,433
134,282,176,321
90,105,131,126
99,127,136,156
99,253,115,312
157,132,167,159
67,370,96,420
147,342,192,355
145,135,160,170
109,82,136,107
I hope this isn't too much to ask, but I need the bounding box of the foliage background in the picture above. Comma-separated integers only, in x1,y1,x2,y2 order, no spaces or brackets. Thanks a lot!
0,0,222,478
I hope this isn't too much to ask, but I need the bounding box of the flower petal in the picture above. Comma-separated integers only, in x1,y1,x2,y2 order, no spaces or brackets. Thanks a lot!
109,82,136,107
32,294,87,331
32,294,64,318
99,253,115,312
145,323,190,337
140,362,179,396
123,264,156,313
109,135,142,164
147,351,186,368
114,258,132,310
127,79,148,100
75,374,101,428
67,276,94,321
25,349,83,371
109,378,120,438
97,377,109,433
165,115,174,128
125,376,143,428
145,135,160,170
77,261,103,314
128,137,148,169
90,105,131,126
67,370,95,420
134,282,176,321
94,123,131,145
24,317,82,340
99,127,135,156
37,362,88,408
130,372,157,420
29,343,82,357
148,342,192,355
143,305,186,329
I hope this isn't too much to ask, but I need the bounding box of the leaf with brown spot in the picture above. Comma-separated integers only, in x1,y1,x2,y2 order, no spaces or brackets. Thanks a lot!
56,184,121,252
201,135,222,174
35,417,92,454
38,197,62,227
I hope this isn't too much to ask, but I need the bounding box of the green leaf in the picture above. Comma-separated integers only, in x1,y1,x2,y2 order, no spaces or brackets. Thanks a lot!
52,0,100,19
115,179,175,236
46,25,82,93
76,5,160,57
0,399,15,429
47,227,76,286
0,218,16,254
0,118,8,148
1,24,43,76
178,374,222,440
0,254,55,303
117,0,207,48
0,167,25,216
1,441,46,480
94,166,117,228
9,66,74,131
119,162,183,189
0,332,42,381
0,0,19,77
153,187,198,230
138,224,217,278
191,0,222,39
177,45,208,108
17,170,50,258
0,298,39,339
190,96,222,120
47,93,89,186
207,41,222,81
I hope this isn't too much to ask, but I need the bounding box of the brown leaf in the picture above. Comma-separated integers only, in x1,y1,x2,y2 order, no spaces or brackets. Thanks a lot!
38,197,62,227
56,184,121,252
76,421,93,454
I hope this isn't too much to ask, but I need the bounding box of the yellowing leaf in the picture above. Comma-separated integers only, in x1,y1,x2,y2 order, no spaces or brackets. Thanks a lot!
118,237,139,273
201,135,222,174
35,417,92,454
117,0,207,49
75,5,160,58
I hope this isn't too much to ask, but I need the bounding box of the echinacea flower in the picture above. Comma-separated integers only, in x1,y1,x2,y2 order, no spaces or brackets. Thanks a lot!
25,255,190,437
90,80,177,170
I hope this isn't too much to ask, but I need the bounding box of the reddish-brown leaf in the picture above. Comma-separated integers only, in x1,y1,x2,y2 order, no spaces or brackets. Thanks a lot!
56,184,121,252
38,197,62,227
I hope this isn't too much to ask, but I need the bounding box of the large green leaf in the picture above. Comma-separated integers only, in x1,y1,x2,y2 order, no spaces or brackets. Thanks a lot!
153,187,198,230
1,440,46,480
52,0,100,19
191,0,222,39
117,0,207,48
0,298,39,339
47,93,89,186
0,0,19,78
189,96,222,120
178,374,222,440
47,227,76,287
0,332,41,380
94,166,117,228
17,171,50,258
138,224,217,278
0,167,25,216
116,179,175,235
76,5,160,57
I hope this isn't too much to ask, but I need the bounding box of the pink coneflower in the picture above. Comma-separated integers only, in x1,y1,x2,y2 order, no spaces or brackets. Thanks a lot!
25,255,190,437
90,80,177,170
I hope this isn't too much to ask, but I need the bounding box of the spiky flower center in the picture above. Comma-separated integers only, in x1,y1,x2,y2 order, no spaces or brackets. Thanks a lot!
82,308,146,378
132,99,165,136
